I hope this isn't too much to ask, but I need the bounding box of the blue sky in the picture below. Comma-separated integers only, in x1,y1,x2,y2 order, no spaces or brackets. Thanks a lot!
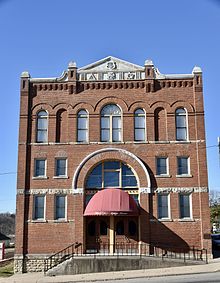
0,0,220,212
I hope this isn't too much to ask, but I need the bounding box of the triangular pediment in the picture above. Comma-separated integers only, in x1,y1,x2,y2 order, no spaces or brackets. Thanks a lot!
79,56,144,72
78,56,145,81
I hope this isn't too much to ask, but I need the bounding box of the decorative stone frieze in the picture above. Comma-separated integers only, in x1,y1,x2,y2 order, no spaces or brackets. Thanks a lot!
154,187,208,193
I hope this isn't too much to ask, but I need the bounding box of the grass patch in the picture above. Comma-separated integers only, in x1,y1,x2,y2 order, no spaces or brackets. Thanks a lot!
0,261,14,277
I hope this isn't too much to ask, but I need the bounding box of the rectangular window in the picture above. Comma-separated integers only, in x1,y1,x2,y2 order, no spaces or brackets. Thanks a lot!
34,159,46,177
55,195,66,219
55,158,67,177
34,195,45,219
179,194,191,218
156,157,168,175
177,157,189,175
158,194,169,219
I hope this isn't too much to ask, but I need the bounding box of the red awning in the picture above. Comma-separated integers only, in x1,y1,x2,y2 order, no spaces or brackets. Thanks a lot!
84,189,139,216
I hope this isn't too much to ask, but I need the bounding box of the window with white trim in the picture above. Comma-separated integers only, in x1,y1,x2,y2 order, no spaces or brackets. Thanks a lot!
158,193,169,219
101,104,121,142
177,157,189,175
156,157,168,176
55,158,67,177
77,109,88,142
34,159,46,177
179,194,191,219
34,195,45,220
134,108,146,141
175,108,187,141
55,195,66,219
36,110,48,143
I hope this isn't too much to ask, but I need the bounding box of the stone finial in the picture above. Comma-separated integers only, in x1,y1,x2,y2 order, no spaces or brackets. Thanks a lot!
68,61,77,68
20,71,30,78
144,59,154,66
192,66,202,74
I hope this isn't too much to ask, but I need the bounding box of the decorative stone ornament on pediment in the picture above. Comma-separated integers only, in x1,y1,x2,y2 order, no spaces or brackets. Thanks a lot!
78,56,145,81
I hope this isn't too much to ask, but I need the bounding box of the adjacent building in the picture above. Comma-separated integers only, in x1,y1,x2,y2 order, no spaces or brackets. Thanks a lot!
15,56,211,272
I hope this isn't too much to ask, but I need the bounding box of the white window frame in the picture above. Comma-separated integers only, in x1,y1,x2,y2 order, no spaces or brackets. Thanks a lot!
100,104,122,143
33,195,46,221
33,158,47,178
176,156,191,177
175,107,189,142
36,110,48,143
55,195,67,220
54,158,68,178
77,109,89,143
179,193,192,220
134,108,146,142
155,157,169,177
157,193,171,220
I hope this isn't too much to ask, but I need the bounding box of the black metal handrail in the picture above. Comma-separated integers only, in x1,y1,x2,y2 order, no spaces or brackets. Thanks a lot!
44,242,207,274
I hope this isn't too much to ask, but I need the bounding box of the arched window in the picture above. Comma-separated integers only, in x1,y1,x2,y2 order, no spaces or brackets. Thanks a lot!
175,108,187,141
134,108,145,141
86,161,138,189
36,110,48,143
77,110,88,142
56,109,67,143
101,104,121,142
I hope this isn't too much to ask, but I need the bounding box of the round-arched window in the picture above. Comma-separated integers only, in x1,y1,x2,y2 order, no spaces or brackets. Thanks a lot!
86,161,138,189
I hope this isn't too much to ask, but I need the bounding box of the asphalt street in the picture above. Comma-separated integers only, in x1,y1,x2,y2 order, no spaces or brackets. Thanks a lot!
93,272,220,283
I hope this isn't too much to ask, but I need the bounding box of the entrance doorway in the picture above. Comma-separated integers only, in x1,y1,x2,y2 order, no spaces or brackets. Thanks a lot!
86,216,139,253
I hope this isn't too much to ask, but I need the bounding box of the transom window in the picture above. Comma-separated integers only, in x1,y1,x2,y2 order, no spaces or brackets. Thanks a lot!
86,161,138,189
134,108,146,141
101,104,122,142
36,110,48,143
175,108,187,141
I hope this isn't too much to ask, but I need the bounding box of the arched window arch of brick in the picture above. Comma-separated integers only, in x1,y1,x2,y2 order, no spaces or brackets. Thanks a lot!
72,148,151,194
100,104,122,142
154,107,167,141
175,108,188,141
77,109,89,143
134,108,146,142
36,110,48,143
56,109,68,143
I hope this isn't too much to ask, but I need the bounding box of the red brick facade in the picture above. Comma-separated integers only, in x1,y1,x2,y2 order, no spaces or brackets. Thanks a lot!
15,57,211,272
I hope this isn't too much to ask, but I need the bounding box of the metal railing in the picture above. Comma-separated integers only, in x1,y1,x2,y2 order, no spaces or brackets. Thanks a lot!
44,242,207,274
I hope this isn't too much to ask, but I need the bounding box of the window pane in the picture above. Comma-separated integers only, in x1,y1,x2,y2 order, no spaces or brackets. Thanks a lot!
180,194,190,218
101,129,110,141
158,194,168,218
37,131,47,143
56,196,65,219
131,194,139,205
135,109,144,115
122,176,137,187
35,160,45,176
85,195,93,205
122,164,133,176
176,129,187,141
112,129,121,142
86,176,102,188
104,171,119,187
135,116,145,128
178,157,188,175
56,159,66,176
176,116,186,127
34,196,44,219
78,130,87,142
135,129,145,141
156,158,167,175
90,164,102,175
78,117,88,129
104,161,120,170
112,116,121,128
38,118,48,129
101,104,121,115
101,117,110,128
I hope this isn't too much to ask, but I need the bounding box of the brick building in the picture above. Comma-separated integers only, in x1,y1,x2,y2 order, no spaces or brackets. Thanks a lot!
15,56,211,272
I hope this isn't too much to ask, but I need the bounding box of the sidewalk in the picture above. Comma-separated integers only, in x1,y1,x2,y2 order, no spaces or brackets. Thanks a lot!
0,258,220,283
